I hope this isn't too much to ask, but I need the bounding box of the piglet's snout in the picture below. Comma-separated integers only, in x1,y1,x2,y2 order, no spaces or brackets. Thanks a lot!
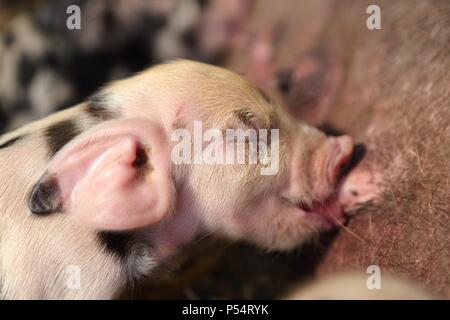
327,135,354,185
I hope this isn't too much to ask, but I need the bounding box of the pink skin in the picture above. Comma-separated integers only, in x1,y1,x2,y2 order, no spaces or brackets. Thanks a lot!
338,165,382,214
199,0,252,57
248,29,278,89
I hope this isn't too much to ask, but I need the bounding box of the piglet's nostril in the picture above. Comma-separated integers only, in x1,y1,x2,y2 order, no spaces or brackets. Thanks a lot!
328,135,354,184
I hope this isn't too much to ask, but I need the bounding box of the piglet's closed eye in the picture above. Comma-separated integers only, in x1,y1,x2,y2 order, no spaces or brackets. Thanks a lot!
29,119,173,231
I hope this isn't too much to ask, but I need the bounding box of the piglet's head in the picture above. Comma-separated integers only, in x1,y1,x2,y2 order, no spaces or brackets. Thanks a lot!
132,61,355,252
172,80,354,251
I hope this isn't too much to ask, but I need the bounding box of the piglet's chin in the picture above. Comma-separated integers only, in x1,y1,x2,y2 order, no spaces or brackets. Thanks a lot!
309,197,346,229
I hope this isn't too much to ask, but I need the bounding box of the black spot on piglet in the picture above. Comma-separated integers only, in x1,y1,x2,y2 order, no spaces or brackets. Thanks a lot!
28,175,63,215
0,135,26,149
97,231,135,261
85,92,117,121
45,119,81,158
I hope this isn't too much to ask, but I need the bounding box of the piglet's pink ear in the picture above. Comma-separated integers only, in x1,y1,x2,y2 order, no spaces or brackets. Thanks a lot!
29,119,173,231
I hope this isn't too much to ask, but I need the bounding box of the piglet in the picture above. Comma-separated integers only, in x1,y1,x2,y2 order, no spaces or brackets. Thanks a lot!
0,60,353,299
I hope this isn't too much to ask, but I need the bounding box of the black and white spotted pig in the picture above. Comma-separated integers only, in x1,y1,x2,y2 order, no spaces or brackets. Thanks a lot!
0,60,354,299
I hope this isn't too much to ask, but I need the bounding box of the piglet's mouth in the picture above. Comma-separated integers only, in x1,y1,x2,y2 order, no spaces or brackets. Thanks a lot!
299,197,346,227
283,195,346,227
